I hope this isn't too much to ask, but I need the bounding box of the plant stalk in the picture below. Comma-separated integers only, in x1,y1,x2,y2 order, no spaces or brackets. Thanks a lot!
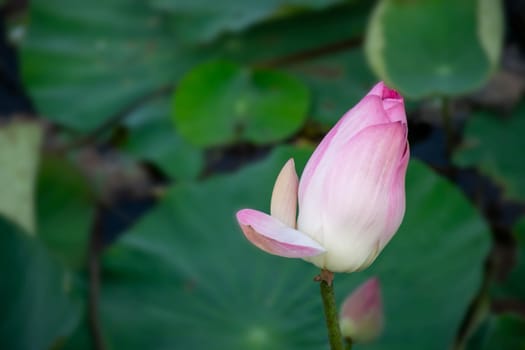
318,270,345,350
344,336,354,350
88,217,107,350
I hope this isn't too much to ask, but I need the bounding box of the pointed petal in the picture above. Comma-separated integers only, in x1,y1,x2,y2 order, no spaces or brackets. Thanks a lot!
367,81,402,100
368,81,406,124
367,81,387,97
236,209,325,258
270,159,298,228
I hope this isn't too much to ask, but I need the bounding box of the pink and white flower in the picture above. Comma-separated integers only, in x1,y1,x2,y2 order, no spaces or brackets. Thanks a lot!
236,82,409,272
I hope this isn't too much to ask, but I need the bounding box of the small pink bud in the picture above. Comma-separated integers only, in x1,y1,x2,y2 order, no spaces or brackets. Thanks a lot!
340,277,384,343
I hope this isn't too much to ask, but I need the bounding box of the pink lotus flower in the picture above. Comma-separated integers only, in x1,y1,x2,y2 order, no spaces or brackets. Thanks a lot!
236,82,409,272
340,277,384,343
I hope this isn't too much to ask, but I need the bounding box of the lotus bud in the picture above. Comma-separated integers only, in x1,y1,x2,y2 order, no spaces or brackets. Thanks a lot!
340,277,384,343
236,82,409,272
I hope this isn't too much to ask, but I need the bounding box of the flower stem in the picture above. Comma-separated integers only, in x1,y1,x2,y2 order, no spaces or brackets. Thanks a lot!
344,336,353,350
317,270,344,350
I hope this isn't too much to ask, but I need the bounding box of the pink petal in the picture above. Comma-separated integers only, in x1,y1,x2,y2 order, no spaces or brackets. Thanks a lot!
299,94,389,202
299,82,405,204
322,122,408,234
381,141,409,245
367,81,402,100
340,277,384,343
298,122,408,272
369,82,406,124
270,159,298,228
341,277,382,321
236,209,325,258
384,101,407,124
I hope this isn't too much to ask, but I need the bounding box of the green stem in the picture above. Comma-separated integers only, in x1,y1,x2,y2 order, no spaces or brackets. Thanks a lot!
344,336,353,350
319,270,344,350
88,220,107,350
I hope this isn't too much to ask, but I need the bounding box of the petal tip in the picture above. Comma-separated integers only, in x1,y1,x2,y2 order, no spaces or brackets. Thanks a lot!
271,159,299,228
369,81,402,101
235,208,252,224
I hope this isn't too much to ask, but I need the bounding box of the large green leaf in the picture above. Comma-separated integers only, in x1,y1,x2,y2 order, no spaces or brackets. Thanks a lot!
20,0,207,132
150,0,349,43
123,97,204,181
214,1,371,65
453,105,525,202
0,121,42,235
21,0,369,133
65,147,490,349
365,0,503,98
173,61,310,147
0,218,82,350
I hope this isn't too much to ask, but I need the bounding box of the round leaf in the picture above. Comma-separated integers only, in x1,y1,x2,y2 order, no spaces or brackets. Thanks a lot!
173,61,309,147
68,147,490,349
0,218,82,350
21,0,205,132
365,0,503,98
21,0,368,133
150,0,350,43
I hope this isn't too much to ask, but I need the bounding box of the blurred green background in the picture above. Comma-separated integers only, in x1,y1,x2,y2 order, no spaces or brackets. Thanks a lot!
1,0,525,349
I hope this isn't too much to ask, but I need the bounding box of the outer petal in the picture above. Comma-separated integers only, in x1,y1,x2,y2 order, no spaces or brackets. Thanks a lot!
236,209,325,258
299,94,389,203
384,102,406,124
270,159,298,228
299,122,408,272
340,277,384,343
